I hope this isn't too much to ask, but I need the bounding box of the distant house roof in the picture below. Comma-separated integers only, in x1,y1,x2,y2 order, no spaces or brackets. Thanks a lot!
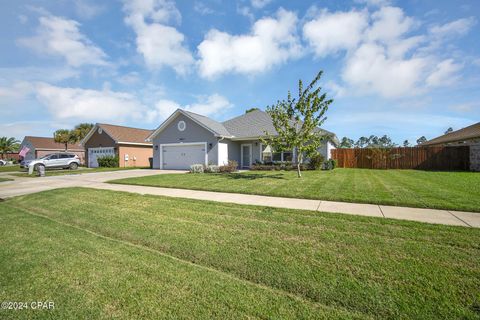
81,123,153,146
422,122,480,146
148,108,339,145
24,136,83,151
97,123,153,145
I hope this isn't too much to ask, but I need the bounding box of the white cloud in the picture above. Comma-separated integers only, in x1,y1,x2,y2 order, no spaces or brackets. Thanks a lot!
147,94,233,122
303,5,473,98
35,83,146,122
123,0,194,74
342,43,427,97
430,17,477,38
426,59,463,87
197,8,302,78
17,15,108,67
251,0,273,9
366,6,416,43
18,14,28,24
303,9,368,57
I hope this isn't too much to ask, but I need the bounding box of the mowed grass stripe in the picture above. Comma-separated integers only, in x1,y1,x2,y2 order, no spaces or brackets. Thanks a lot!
4,188,480,319
0,203,364,320
109,169,480,212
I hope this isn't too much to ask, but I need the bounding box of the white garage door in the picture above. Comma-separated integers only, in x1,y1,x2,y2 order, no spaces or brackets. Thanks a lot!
88,147,114,168
162,144,206,170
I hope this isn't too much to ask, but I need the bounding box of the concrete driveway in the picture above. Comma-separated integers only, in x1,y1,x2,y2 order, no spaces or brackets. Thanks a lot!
0,169,186,199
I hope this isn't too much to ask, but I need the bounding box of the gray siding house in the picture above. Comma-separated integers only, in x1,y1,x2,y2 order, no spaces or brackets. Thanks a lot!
148,109,339,170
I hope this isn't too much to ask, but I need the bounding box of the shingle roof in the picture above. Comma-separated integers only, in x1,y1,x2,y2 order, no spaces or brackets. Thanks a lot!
222,109,339,145
422,122,480,146
25,136,83,150
98,124,153,145
183,110,232,137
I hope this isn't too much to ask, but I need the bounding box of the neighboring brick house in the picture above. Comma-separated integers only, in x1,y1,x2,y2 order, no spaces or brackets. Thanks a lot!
422,122,480,171
81,123,153,168
19,136,85,163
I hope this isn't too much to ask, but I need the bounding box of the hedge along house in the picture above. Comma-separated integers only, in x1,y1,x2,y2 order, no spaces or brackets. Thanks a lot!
81,123,153,168
148,109,339,170
422,122,480,171
19,136,85,163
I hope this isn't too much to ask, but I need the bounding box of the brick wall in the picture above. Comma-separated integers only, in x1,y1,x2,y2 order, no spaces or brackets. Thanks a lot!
470,143,480,171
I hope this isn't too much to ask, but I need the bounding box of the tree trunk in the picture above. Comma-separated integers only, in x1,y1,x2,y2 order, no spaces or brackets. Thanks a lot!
296,152,302,178
65,142,68,151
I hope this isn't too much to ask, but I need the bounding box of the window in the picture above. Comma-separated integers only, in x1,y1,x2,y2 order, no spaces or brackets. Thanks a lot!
261,144,294,163
60,154,70,158
49,154,59,160
283,152,293,162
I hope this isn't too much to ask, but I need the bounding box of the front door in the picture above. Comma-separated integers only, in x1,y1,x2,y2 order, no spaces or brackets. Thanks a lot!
241,144,252,168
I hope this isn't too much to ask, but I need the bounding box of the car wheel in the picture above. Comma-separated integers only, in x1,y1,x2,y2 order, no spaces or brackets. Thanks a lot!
69,162,78,170
34,164,45,171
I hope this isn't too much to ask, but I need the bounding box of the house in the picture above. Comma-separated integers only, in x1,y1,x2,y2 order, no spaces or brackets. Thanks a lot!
81,123,153,168
19,136,85,163
148,109,339,170
422,122,480,171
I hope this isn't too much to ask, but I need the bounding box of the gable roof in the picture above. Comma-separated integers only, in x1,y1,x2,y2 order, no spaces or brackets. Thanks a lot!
183,110,232,137
147,109,233,140
24,136,83,151
222,109,340,145
82,123,153,146
422,122,480,146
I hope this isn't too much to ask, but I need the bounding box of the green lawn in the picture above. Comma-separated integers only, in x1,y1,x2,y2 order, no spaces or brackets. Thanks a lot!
11,166,149,178
1,188,479,319
0,165,21,172
0,177,13,182
110,168,480,212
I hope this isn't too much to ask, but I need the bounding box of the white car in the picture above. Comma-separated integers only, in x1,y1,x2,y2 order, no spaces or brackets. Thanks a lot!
28,153,81,171
0,159,6,166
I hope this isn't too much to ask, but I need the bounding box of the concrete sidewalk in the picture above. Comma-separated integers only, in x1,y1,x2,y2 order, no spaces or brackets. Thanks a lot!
1,169,479,228
93,183,480,228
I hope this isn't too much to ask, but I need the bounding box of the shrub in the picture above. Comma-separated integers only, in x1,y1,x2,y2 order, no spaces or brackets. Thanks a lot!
205,165,220,173
251,163,310,171
308,154,325,170
190,164,204,173
219,160,238,173
322,159,337,170
97,155,119,167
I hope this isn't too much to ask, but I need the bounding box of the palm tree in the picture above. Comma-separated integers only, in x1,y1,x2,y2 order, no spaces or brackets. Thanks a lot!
0,137,20,159
53,129,76,151
72,123,94,142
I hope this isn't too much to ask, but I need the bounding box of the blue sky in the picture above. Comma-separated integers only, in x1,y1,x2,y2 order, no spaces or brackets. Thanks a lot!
0,0,479,144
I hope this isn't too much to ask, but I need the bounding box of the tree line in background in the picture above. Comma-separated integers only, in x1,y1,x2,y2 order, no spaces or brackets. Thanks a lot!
338,126,454,149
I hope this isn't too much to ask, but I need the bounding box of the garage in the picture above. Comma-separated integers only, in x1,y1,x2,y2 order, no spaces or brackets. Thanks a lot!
161,143,206,170
88,147,115,168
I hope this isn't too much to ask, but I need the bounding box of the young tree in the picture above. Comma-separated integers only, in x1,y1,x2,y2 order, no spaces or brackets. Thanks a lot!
444,127,453,134
54,129,76,151
339,137,354,148
0,137,20,159
416,136,427,145
262,70,333,178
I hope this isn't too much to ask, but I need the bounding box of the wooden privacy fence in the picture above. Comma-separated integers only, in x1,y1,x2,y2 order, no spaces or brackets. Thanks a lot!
331,146,470,171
